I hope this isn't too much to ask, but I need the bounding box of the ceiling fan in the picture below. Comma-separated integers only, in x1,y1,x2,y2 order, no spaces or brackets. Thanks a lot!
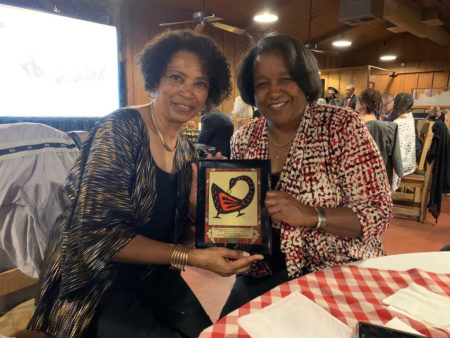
159,0,245,35
304,0,326,54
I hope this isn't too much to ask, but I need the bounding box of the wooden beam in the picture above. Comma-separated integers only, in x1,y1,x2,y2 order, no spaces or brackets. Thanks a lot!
314,25,353,44
422,8,444,27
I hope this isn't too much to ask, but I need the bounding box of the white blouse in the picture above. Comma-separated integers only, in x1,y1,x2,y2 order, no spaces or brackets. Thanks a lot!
392,112,417,191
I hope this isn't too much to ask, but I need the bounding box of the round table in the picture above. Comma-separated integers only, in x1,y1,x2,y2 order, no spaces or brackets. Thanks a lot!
350,251,450,273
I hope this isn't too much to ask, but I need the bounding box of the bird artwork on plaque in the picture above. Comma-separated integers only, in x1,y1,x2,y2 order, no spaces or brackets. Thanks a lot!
196,160,271,254
205,168,260,244
211,174,255,218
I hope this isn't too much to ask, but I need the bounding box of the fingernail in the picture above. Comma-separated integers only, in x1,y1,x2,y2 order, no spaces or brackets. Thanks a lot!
242,251,250,257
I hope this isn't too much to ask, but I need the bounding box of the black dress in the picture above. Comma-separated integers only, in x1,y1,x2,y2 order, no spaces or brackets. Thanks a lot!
88,166,211,337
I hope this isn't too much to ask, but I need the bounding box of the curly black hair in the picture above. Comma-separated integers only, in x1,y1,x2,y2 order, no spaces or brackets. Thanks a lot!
359,88,382,114
237,34,322,106
139,29,231,108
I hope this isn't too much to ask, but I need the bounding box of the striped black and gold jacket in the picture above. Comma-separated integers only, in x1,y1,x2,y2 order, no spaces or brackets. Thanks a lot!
27,108,197,337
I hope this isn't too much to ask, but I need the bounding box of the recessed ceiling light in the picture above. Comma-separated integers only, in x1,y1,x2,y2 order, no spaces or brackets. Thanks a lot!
379,55,397,61
253,12,278,23
332,40,352,47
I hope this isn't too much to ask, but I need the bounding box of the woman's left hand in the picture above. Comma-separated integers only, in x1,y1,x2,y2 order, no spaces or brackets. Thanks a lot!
265,190,316,228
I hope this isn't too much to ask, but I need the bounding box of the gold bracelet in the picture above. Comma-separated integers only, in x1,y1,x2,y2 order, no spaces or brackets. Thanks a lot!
169,244,189,271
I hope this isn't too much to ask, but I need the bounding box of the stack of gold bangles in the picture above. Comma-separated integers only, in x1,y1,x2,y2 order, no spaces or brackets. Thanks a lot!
169,244,189,271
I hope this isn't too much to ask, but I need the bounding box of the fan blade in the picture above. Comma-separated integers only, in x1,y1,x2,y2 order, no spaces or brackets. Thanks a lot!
311,49,326,54
204,15,223,23
210,22,245,35
159,20,195,27
194,23,204,33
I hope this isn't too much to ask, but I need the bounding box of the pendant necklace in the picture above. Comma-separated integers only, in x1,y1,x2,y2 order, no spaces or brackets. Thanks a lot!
267,132,295,148
268,132,295,160
150,104,178,152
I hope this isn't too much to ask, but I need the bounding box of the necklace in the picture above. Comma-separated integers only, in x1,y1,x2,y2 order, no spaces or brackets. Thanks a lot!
267,132,295,148
149,104,178,152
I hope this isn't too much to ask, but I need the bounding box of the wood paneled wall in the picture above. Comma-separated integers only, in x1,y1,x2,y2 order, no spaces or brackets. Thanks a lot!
100,2,450,112
369,71,450,108
320,66,369,102
321,67,450,107
117,0,250,119
369,71,450,95
114,0,340,117
331,32,450,106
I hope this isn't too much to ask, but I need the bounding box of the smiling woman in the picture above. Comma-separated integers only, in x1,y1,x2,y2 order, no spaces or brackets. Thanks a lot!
220,34,393,318
26,29,263,338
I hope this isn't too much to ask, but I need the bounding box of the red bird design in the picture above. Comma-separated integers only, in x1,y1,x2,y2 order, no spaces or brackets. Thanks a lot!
211,175,255,218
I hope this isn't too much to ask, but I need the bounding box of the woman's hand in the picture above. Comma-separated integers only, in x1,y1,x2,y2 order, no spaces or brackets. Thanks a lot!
188,247,263,277
265,190,317,228
207,151,225,160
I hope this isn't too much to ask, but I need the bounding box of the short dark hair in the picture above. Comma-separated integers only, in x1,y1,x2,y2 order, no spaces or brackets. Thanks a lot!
359,88,382,114
139,29,231,108
237,34,322,105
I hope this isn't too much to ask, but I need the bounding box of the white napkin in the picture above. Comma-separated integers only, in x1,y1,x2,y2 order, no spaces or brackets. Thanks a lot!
383,283,450,333
237,291,353,338
385,317,425,336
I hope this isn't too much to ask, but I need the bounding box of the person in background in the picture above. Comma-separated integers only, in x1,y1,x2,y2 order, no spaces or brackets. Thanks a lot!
341,84,358,110
220,34,392,317
380,93,394,121
426,106,447,122
325,86,340,106
386,93,420,191
355,88,403,186
230,95,254,119
316,98,326,105
197,106,234,158
27,29,262,338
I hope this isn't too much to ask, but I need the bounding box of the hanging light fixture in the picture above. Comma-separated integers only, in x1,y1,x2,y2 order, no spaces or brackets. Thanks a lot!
253,12,278,23
253,1,278,23
379,55,397,61
379,39,397,62
332,32,352,48
332,39,352,47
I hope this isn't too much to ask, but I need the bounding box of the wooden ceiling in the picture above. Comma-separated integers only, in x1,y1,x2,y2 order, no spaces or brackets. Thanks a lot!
150,0,450,54
5,0,450,57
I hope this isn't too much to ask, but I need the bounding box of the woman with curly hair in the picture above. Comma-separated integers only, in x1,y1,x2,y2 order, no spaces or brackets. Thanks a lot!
27,29,262,337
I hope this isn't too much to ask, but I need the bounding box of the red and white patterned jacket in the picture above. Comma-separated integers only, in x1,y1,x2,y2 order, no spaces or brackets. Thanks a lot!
231,103,392,278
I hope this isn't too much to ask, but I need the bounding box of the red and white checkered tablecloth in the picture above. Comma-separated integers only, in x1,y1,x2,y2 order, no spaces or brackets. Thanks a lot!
200,265,450,338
